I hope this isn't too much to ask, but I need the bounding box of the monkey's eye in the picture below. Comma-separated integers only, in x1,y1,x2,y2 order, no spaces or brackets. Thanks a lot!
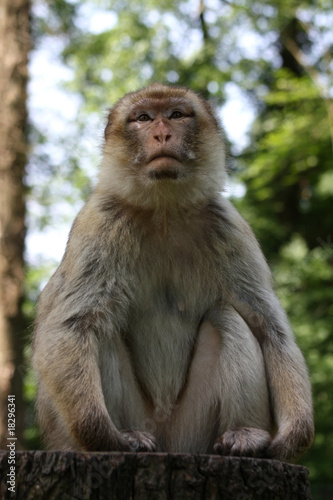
170,110,184,119
137,114,151,122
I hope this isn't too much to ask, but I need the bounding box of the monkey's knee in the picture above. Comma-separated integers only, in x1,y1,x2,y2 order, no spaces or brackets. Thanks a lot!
214,427,271,458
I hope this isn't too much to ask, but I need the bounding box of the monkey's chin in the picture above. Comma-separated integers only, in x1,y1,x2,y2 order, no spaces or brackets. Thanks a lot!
147,156,181,180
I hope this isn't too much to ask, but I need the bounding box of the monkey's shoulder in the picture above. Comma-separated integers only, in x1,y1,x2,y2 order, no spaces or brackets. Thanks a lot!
207,197,257,245
35,201,121,304
60,196,138,267
206,197,272,282
68,196,126,241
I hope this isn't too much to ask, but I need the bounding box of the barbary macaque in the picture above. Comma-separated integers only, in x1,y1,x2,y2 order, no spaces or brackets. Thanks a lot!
33,83,314,460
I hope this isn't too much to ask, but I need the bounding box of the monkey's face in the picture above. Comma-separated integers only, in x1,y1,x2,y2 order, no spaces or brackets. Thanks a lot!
125,97,198,182
100,84,226,209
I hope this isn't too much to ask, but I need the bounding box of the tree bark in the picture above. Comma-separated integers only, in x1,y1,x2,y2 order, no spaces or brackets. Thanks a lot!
0,451,311,499
0,0,30,448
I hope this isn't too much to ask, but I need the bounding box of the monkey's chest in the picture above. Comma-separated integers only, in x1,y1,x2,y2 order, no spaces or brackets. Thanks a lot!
123,231,220,407
125,277,212,407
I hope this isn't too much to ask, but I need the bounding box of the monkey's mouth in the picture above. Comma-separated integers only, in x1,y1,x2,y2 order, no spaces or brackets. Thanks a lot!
149,169,179,180
147,154,181,180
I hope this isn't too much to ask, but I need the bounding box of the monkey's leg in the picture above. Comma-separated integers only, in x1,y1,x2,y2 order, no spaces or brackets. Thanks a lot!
167,306,272,455
100,334,157,451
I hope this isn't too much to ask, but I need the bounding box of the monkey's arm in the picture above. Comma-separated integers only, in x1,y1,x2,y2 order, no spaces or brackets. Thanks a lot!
216,200,314,461
34,307,127,451
33,208,155,452
231,290,314,461
34,269,156,452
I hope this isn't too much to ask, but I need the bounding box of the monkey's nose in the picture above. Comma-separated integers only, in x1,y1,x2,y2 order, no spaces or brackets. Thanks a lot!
153,122,172,144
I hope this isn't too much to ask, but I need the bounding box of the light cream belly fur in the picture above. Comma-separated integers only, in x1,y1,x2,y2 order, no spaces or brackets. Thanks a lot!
100,305,271,454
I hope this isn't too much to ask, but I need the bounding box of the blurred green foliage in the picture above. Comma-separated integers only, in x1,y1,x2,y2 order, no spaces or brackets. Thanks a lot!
27,0,333,495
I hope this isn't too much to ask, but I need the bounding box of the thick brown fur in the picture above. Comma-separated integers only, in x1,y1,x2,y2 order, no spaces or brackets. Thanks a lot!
33,83,314,460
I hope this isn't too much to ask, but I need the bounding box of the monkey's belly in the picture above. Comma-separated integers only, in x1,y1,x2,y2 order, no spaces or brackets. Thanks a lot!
126,313,197,409
100,306,271,453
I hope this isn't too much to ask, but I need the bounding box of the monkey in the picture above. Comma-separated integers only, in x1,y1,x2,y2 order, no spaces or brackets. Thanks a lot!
32,83,314,461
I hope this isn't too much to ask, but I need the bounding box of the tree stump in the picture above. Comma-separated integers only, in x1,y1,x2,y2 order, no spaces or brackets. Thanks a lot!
0,451,311,499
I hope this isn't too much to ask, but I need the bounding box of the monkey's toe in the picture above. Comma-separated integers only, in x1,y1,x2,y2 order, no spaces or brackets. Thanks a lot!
214,427,271,457
121,430,156,452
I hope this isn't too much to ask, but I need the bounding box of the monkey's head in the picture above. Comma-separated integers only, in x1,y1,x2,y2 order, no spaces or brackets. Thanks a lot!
99,83,226,209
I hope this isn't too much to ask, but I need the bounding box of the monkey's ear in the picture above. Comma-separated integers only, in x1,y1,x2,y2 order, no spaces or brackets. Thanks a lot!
104,107,114,140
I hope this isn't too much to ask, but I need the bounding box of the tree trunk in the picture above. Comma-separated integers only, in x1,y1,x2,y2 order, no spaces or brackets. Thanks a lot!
0,451,311,499
0,0,30,448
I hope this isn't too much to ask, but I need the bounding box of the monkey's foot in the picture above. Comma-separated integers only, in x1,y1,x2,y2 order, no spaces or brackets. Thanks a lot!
214,427,271,458
121,430,156,452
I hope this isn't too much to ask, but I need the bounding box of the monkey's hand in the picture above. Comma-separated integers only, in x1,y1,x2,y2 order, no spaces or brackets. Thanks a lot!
214,427,271,458
121,430,156,452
